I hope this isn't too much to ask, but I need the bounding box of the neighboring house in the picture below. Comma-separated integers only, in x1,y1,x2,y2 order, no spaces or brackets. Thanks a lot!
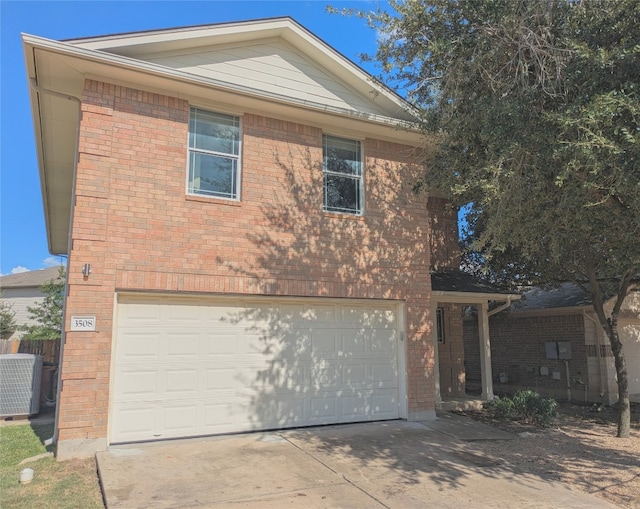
23,17,515,460
0,266,62,341
464,283,640,405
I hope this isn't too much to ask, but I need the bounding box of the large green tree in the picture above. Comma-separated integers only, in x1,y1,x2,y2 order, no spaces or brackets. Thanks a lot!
21,266,65,341
348,0,640,437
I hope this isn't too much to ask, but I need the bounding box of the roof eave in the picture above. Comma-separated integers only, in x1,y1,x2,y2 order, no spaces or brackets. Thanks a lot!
431,290,522,303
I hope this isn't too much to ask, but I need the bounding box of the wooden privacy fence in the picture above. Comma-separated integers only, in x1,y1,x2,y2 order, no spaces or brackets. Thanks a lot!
0,339,61,365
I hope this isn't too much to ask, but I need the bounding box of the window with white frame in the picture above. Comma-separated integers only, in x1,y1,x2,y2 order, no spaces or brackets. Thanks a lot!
436,307,445,344
187,107,240,199
322,135,363,215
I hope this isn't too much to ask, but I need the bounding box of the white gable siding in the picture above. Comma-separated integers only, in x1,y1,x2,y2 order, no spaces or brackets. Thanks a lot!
143,39,390,117
2,288,44,341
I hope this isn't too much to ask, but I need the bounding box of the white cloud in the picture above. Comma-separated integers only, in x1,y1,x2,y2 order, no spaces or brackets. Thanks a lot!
11,266,30,274
43,256,63,268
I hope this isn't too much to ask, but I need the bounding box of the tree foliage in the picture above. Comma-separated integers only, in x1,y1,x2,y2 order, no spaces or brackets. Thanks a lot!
0,297,17,340
348,0,640,437
20,266,65,341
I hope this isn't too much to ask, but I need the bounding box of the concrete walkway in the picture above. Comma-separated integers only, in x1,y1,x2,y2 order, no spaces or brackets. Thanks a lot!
97,416,616,508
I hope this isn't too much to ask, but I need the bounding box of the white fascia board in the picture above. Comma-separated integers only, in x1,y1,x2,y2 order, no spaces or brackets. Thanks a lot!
66,18,293,52
22,33,421,140
23,40,56,255
509,306,590,317
431,291,522,304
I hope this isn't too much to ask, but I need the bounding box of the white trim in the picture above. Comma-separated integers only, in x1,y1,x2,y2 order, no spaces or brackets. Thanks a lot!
322,134,364,216
186,107,243,202
106,292,120,447
397,301,408,420
23,33,418,129
431,291,521,303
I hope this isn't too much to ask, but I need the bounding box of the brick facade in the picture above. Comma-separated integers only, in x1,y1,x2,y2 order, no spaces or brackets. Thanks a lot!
464,312,588,399
427,197,460,270
58,80,435,449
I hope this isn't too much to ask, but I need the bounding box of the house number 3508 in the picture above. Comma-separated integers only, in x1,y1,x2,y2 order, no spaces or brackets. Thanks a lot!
70,316,96,331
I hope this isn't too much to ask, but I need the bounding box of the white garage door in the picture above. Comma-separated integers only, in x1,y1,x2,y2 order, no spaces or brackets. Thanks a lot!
110,295,404,443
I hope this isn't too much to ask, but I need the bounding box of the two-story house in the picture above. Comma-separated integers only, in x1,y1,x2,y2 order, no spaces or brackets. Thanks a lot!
24,17,516,459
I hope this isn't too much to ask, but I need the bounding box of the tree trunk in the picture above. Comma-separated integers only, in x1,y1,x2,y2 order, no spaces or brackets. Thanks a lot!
591,293,631,438
606,321,631,438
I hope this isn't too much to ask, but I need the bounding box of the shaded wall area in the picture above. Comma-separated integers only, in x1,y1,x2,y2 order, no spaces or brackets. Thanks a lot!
438,303,465,398
464,313,590,401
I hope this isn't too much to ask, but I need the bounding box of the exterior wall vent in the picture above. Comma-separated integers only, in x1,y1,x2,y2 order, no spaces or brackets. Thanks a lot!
0,354,43,417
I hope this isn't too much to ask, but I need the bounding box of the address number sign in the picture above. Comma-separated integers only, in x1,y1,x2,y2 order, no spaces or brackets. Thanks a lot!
70,316,96,331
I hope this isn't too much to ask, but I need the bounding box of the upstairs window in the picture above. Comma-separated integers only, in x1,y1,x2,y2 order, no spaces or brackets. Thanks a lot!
188,107,240,200
323,135,363,215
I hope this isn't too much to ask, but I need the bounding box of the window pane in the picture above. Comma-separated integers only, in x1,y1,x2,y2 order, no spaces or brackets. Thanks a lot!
323,135,361,175
324,174,360,213
189,108,239,155
188,152,237,198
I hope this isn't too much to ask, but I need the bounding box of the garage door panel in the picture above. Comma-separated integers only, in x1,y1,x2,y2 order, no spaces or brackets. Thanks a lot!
310,365,341,391
118,302,162,324
117,331,165,361
342,363,367,387
341,395,367,419
371,363,398,387
371,329,397,354
204,367,242,390
111,404,156,441
311,331,338,356
204,330,242,355
163,403,199,435
310,396,338,420
371,390,400,418
112,297,402,443
253,396,308,428
114,368,159,400
164,368,199,396
166,332,200,358
341,332,366,355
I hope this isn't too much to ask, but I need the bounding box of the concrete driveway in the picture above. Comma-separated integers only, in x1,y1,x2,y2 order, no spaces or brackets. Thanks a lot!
97,415,616,508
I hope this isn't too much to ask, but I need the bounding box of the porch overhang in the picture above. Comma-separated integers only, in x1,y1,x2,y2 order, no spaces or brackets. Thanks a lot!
430,271,521,403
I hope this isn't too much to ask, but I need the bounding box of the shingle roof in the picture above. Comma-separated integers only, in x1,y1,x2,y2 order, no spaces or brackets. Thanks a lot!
0,266,63,289
431,270,516,296
513,283,593,311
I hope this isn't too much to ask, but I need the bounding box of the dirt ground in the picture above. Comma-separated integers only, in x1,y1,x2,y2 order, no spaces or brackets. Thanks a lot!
455,402,640,508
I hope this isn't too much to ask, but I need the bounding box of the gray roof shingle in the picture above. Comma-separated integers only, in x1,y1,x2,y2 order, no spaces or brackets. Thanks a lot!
431,270,516,295
0,266,63,289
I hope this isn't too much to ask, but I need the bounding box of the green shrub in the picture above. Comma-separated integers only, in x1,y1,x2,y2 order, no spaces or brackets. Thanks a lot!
483,390,557,426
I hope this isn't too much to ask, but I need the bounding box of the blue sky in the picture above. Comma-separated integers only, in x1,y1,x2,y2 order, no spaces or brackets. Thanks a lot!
1,0,387,275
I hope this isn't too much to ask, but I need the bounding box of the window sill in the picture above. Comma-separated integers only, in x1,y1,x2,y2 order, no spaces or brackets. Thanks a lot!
322,210,365,220
186,194,242,207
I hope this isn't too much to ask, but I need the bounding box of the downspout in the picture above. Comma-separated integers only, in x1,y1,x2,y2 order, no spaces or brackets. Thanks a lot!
583,309,609,404
487,298,513,318
29,78,82,448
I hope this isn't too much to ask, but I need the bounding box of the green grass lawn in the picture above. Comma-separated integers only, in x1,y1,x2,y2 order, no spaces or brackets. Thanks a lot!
0,422,104,508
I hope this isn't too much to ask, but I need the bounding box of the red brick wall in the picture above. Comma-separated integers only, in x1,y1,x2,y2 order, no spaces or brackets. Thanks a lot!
428,197,460,270
464,313,587,398
58,80,435,443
